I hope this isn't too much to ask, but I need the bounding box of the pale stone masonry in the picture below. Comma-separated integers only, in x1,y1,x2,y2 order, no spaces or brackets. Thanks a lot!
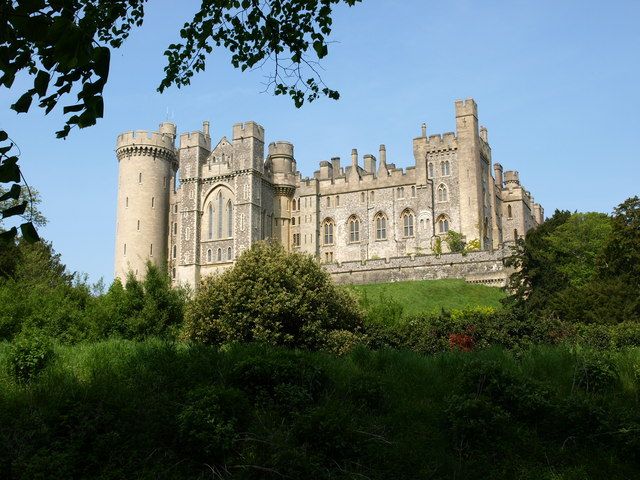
114,99,543,287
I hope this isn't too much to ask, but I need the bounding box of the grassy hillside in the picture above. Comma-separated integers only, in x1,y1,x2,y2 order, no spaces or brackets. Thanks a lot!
349,279,506,316
2,340,640,479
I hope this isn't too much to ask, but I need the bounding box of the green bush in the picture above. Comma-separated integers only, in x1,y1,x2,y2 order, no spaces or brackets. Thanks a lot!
183,241,363,349
7,331,54,383
177,385,248,462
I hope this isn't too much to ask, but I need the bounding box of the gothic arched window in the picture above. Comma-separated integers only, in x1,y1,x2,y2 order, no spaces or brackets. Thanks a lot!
437,184,448,202
402,209,415,237
374,212,387,240
323,218,334,245
208,203,214,239
437,215,450,234
507,204,512,219
227,246,232,260
217,191,223,238
227,200,233,237
207,249,212,262
217,248,222,261
348,216,360,243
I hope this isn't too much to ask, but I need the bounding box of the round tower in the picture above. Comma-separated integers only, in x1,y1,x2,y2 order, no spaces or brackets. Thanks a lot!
114,122,177,281
268,141,296,250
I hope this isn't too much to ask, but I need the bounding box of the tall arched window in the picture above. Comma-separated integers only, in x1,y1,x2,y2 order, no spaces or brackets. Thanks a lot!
437,215,449,234
323,218,334,245
208,203,214,239
326,197,331,207
370,191,374,201
227,200,233,237
348,216,360,243
374,212,387,240
207,249,212,262
441,160,450,176
437,184,448,202
217,191,223,238
217,248,222,261
402,210,415,237
411,186,416,197
227,247,232,260
428,163,434,178
397,187,404,198
507,205,512,218
336,195,340,206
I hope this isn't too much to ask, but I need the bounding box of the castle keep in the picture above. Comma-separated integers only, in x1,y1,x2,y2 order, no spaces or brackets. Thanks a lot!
114,99,544,287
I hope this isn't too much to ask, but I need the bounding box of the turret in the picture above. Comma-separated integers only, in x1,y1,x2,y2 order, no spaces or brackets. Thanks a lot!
493,162,504,187
268,141,296,249
114,124,177,281
504,170,520,186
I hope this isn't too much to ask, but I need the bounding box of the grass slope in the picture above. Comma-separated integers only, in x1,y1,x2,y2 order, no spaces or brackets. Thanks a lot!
1,340,640,479
349,279,506,316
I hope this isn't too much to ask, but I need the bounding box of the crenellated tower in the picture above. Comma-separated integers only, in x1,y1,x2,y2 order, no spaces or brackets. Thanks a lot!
114,123,177,281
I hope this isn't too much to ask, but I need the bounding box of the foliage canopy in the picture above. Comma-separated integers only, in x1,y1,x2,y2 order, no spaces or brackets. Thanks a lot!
183,241,363,349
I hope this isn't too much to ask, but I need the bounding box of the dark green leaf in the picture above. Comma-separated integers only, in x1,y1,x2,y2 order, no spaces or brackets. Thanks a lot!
0,157,20,183
0,227,18,244
20,222,40,243
2,201,28,219
11,91,34,114
0,184,21,201
34,71,51,97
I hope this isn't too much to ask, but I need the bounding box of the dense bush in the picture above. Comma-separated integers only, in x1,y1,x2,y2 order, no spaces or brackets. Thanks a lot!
364,307,565,354
7,331,54,383
1,340,640,479
183,241,364,349
0,239,186,342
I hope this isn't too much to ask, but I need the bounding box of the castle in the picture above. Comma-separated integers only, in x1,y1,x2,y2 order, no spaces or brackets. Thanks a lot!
114,99,544,287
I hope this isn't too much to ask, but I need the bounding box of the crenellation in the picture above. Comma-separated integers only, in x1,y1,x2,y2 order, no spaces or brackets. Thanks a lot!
114,98,543,289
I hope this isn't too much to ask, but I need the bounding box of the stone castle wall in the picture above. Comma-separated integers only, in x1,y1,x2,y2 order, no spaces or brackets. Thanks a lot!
324,249,511,286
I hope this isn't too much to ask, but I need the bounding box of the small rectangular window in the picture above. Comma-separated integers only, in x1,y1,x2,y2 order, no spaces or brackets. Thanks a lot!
125,197,129,208
151,197,155,208
137,220,140,231
150,244,153,256
138,172,142,183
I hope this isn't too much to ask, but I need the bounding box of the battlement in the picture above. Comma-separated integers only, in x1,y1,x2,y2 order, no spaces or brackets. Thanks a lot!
180,131,210,149
116,128,176,151
455,98,478,118
233,121,264,141
268,141,294,158
425,131,457,151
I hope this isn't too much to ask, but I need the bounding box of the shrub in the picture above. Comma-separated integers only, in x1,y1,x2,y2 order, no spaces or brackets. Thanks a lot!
7,331,54,383
177,386,248,462
574,352,619,393
183,241,363,349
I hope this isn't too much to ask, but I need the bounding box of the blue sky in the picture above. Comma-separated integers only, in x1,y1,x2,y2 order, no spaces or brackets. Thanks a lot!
1,0,639,284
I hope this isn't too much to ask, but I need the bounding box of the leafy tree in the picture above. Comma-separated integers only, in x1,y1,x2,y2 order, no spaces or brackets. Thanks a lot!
546,212,612,288
505,205,639,324
445,230,466,253
503,209,572,313
0,131,39,243
89,262,187,340
183,241,363,349
598,196,640,287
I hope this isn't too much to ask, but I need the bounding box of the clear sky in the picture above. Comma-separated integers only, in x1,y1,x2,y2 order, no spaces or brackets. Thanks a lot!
1,0,639,284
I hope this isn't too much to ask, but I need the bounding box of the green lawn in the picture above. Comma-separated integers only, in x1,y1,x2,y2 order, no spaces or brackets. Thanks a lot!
348,278,506,316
